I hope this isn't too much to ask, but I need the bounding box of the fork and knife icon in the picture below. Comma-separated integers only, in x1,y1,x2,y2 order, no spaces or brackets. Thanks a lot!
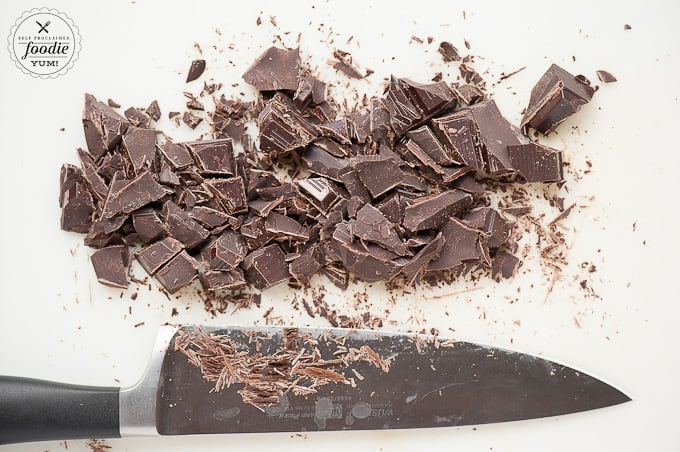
36,20,50,34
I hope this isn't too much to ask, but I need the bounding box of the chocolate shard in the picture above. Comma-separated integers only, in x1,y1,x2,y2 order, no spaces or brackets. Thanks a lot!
242,47,301,91
322,262,349,289
90,245,130,288
330,223,401,282
187,139,235,176
521,63,595,135
406,125,455,166
428,217,486,271
301,143,349,181
188,206,231,228
101,171,167,219
241,243,290,289
135,237,184,275
80,162,109,203
289,245,323,286
186,59,206,83
402,190,473,232
370,98,394,144
438,41,461,62
375,192,403,224
431,109,484,169
182,111,203,129
202,231,248,270
132,208,167,243
397,232,444,285
124,107,151,129
240,216,274,251
332,49,364,79
265,213,309,242
353,155,404,198
462,207,511,249
162,201,210,249
350,205,409,256
452,84,485,105
199,268,247,291
296,177,346,214
258,95,318,156
159,142,194,170
384,76,422,137
159,163,180,186
146,100,161,121
204,177,248,214
399,78,456,118
248,197,284,217
293,76,315,109
61,179,95,234
596,70,617,83
339,167,371,203
507,142,564,182
122,126,157,173
82,93,130,161
59,163,82,207
155,250,200,293
468,99,526,175
491,250,520,281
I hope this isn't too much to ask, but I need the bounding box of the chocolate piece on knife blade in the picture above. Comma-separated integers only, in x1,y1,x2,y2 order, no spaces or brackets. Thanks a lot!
521,63,595,135
90,245,130,288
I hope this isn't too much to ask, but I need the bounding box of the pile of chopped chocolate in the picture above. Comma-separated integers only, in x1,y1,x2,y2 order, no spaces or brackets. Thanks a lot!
59,45,595,298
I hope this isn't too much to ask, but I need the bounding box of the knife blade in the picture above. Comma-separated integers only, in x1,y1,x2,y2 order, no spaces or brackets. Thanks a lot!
0,324,630,444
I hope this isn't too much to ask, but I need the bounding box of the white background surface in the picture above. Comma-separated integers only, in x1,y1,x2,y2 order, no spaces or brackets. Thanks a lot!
1,0,679,450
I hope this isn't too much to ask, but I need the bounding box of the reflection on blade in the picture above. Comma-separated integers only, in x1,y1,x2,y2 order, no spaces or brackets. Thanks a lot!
156,326,630,435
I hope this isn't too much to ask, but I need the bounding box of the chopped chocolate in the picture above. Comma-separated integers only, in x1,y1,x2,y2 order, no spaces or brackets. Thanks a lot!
159,142,194,169
146,100,161,121
182,111,203,129
332,49,363,79
330,223,401,282
521,63,595,135
402,190,473,231
624,24,632,30
122,127,157,173
507,142,564,182
375,192,403,224
60,176,95,233
322,263,349,289
159,163,180,186
491,251,520,281
398,232,444,285
90,245,130,288
242,47,300,91
406,125,455,166
135,237,184,275
240,216,274,250
107,98,121,108
187,139,235,176
205,177,248,214
258,94,318,156
132,208,166,244
81,162,109,203
155,250,199,293
463,207,511,249
431,110,483,169
202,231,248,270
199,268,247,291
162,201,210,249
124,107,151,128
350,205,409,256
296,177,345,214
596,70,617,83
438,41,461,62
265,213,309,242
241,243,290,289
101,171,167,219
188,206,230,228
301,143,348,181
82,94,130,160
452,84,485,105
186,59,206,83
428,217,486,271
353,154,403,198
399,78,456,118
289,245,323,285
384,76,422,137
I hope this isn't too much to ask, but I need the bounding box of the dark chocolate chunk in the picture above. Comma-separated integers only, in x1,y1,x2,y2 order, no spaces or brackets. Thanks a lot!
452,84,485,105
82,94,130,160
399,78,456,118
596,70,617,83
199,268,247,291
453,173,485,195
188,206,230,228
296,177,346,214
384,76,422,137
159,142,194,169
350,205,409,256
397,232,444,285
186,59,206,83
353,155,404,198
146,100,161,121
330,223,401,282
81,162,109,203
124,107,151,128
212,117,245,142
204,177,248,214
132,208,167,243
202,231,248,270
431,110,484,169
162,201,210,248
406,125,455,166
521,63,595,135
101,171,167,219
155,250,199,293
240,216,274,251
338,167,371,202
61,179,95,233
438,41,461,62
187,139,235,176
107,99,121,108
375,192,403,224
293,77,315,109
182,111,203,129
248,197,284,217
428,217,487,271
289,245,323,286
322,263,349,290
265,213,309,242
491,251,520,281
122,126,157,173
90,245,130,288
257,95,318,156
242,47,301,91
463,207,511,249
301,143,348,181
59,163,82,207
159,163,180,186
459,63,485,87
507,142,564,182
241,243,290,289
135,237,184,275
402,190,473,232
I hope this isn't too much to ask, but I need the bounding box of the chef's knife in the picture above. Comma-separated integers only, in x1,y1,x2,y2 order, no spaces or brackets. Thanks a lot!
0,324,630,445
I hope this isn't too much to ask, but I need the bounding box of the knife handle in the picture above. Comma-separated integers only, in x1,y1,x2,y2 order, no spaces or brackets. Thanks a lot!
0,376,120,445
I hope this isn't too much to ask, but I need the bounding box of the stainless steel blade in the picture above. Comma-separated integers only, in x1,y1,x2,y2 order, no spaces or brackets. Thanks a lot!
137,325,629,435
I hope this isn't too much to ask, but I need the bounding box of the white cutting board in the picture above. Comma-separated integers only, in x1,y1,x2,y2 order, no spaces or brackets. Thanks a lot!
0,0,679,450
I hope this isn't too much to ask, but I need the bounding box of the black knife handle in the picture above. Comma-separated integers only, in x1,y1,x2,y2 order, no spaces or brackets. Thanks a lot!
0,376,120,445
